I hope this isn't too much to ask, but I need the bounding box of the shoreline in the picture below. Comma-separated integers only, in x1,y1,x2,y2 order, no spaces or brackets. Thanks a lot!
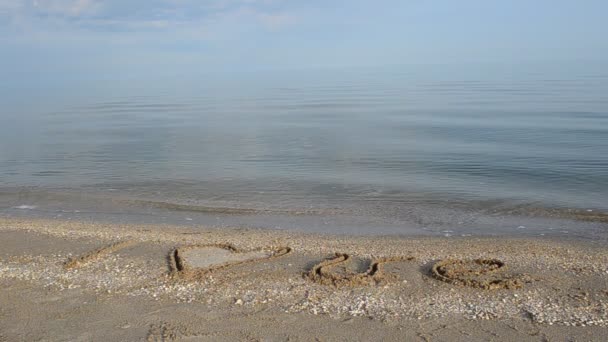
1,216,606,250
1,217,607,340
3,187,608,242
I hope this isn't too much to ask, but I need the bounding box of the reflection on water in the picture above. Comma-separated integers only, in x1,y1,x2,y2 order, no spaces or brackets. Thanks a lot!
1,64,608,223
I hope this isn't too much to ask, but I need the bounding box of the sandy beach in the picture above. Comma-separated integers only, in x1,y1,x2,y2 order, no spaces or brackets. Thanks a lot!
3,1,608,340
0,217,606,341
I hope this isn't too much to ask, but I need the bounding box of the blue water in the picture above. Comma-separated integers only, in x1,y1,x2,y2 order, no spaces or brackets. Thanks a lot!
1,63,608,235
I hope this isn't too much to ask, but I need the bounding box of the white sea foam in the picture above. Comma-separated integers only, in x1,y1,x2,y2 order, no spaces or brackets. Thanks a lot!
13,205,37,210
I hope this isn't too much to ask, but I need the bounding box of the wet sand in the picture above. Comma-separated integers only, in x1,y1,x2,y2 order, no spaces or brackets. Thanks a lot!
0,217,607,341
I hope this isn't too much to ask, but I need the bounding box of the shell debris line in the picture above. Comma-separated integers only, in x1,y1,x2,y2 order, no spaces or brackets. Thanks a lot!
431,259,530,290
170,244,292,280
307,253,415,287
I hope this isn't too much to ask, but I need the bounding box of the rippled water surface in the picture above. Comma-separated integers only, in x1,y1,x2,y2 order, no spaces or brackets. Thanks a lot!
1,64,608,235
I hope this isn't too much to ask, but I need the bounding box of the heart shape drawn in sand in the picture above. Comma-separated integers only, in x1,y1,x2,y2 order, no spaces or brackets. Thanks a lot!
170,244,291,280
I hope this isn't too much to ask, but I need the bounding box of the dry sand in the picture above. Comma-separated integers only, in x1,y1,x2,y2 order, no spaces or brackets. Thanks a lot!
0,217,607,341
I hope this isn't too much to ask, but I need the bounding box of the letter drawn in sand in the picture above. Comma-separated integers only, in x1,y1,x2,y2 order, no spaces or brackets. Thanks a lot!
64,240,138,269
431,258,529,290
307,253,415,287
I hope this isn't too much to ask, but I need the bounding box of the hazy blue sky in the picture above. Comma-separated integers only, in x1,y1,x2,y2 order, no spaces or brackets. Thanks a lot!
1,0,607,79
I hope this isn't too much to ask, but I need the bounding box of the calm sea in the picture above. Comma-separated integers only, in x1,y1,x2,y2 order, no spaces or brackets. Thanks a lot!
1,63,608,238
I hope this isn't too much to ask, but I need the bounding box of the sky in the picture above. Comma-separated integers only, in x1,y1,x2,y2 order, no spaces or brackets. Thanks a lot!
1,0,607,80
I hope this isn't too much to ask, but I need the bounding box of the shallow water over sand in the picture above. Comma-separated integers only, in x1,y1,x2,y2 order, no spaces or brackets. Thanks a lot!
1,63,608,237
